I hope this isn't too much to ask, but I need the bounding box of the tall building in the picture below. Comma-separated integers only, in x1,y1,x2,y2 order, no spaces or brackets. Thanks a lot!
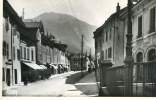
3,0,25,87
93,0,156,96
94,3,127,67
132,0,156,63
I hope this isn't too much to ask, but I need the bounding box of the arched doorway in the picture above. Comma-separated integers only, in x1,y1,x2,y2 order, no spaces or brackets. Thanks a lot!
148,49,156,61
136,52,143,82
147,49,156,84
136,52,143,63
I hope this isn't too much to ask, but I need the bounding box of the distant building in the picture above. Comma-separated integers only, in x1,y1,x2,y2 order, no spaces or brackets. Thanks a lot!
70,53,86,71
24,21,44,65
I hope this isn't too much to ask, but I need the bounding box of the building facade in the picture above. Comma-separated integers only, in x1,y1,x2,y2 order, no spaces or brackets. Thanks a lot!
70,53,87,71
94,3,127,67
94,0,156,96
3,0,71,93
3,0,25,87
132,0,156,63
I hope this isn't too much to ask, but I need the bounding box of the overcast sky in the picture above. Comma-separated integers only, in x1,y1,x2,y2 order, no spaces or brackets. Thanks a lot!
8,0,127,27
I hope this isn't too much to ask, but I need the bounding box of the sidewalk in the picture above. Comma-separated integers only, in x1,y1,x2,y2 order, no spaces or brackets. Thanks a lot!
4,71,77,96
74,71,99,96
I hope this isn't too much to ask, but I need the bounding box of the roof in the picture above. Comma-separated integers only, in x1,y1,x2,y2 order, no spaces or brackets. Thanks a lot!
23,62,44,70
3,0,25,27
24,21,42,28
3,0,42,44
18,26,38,45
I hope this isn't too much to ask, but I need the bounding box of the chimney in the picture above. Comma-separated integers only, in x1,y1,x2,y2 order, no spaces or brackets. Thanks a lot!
116,3,120,12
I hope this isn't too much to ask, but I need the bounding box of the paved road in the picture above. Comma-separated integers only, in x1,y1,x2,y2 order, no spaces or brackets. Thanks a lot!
6,71,93,97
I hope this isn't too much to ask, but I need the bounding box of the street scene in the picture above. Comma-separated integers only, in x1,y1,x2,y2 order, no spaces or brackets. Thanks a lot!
5,71,98,96
2,0,156,97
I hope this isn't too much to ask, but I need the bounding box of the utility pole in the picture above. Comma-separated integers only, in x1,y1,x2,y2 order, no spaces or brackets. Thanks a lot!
81,35,84,77
124,0,134,96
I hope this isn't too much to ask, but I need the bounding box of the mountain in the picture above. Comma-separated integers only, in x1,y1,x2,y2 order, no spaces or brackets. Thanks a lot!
34,12,97,55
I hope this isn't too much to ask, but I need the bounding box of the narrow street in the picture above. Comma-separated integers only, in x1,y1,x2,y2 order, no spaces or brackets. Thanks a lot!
6,71,98,97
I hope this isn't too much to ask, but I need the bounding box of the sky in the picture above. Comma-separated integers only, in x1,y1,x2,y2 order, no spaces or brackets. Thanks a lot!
8,0,127,27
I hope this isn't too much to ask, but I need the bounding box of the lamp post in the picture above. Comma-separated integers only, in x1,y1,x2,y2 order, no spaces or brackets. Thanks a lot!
124,0,134,96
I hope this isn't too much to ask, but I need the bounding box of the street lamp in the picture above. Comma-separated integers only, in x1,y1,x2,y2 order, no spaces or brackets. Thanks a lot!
124,0,134,96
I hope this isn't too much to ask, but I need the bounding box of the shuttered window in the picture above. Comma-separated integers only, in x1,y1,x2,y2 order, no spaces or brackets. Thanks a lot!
150,7,155,33
138,16,142,38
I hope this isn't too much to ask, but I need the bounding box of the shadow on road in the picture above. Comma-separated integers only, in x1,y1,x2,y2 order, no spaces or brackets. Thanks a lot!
74,83,98,96
74,72,99,96
66,71,99,96
65,71,88,84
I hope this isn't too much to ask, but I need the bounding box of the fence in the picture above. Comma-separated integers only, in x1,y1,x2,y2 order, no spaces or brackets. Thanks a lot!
102,61,156,96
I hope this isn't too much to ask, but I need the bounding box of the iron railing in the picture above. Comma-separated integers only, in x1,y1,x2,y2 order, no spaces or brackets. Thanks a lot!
103,61,156,96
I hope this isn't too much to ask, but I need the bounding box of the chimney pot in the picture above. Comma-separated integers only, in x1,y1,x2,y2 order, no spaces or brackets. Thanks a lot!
116,3,120,12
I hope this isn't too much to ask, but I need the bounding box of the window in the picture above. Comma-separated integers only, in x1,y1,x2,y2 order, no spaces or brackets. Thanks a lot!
6,44,9,59
24,47,26,60
13,47,15,60
136,52,143,82
106,32,108,42
101,50,104,60
105,49,107,59
17,49,20,60
5,17,9,31
3,68,5,81
108,47,112,58
100,39,102,48
3,41,6,56
3,41,9,58
27,48,30,60
138,16,142,38
31,50,34,61
149,7,155,33
110,28,112,40
136,52,143,63
20,46,22,59
110,32,111,40
148,49,156,61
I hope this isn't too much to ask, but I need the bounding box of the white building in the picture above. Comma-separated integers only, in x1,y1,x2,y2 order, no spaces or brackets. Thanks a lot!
132,0,156,62
12,26,22,85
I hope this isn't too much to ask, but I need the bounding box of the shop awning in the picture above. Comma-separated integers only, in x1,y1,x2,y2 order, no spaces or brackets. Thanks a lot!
59,64,63,69
24,62,43,70
49,64,58,69
40,65,47,69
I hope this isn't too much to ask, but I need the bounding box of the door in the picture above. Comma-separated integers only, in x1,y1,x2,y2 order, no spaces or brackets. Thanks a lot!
14,69,17,84
6,68,10,86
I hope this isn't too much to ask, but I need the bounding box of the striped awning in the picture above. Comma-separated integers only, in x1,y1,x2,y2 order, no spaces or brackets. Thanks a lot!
23,62,43,70
40,65,47,69
49,64,58,69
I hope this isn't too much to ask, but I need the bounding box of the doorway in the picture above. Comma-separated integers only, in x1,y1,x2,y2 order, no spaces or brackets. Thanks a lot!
136,52,143,82
14,69,17,84
6,68,10,86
